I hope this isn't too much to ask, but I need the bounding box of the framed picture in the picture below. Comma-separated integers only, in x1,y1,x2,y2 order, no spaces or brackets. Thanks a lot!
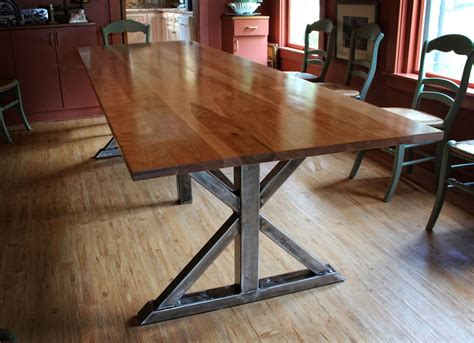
336,0,378,60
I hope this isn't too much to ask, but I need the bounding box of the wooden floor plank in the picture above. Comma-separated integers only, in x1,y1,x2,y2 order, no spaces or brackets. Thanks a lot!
0,117,472,342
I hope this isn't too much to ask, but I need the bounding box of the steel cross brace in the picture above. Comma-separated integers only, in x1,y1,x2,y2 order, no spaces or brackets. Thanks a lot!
95,137,122,159
137,159,344,325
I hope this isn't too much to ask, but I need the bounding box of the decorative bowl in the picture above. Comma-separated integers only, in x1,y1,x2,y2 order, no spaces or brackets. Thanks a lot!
228,2,260,15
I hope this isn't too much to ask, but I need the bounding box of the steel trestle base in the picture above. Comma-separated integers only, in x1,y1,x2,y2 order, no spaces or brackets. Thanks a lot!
137,160,344,325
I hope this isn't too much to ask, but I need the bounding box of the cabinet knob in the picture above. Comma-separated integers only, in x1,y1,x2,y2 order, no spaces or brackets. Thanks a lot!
245,26,258,30
234,39,239,53
49,32,54,46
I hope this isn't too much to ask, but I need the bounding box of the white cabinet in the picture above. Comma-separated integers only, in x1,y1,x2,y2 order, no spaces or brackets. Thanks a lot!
164,12,180,41
178,15,193,41
148,12,166,42
125,9,193,43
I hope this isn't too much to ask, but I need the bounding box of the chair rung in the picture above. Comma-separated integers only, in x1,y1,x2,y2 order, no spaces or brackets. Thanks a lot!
447,179,474,194
381,147,395,154
404,140,440,149
1,100,19,111
402,156,436,166
451,162,474,169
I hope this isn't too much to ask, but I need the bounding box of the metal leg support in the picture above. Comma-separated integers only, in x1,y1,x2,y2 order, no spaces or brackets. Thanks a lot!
177,174,193,204
349,151,365,179
95,137,122,159
137,160,344,325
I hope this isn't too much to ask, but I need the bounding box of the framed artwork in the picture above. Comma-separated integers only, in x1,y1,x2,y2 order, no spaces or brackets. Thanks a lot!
336,0,378,60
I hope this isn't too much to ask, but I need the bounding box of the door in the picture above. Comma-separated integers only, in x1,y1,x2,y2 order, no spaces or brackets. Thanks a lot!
234,36,268,65
11,28,63,113
55,26,99,109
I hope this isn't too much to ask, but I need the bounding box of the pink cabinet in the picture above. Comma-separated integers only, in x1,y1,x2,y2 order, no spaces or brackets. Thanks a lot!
0,31,16,81
11,28,64,113
56,26,99,109
222,16,269,65
9,24,99,114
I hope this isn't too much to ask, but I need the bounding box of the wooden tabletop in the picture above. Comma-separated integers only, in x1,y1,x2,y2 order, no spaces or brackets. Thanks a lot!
79,41,442,181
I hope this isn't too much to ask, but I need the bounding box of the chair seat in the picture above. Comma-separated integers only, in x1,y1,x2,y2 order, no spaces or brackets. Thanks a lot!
383,107,444,128
285,71,320,82
317,83,360,97
451,140,474,161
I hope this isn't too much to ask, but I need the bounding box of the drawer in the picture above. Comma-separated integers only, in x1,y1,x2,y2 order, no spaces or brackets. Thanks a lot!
234,19,268,37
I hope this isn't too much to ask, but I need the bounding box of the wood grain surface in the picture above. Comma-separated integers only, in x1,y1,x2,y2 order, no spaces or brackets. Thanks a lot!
79,41,442,180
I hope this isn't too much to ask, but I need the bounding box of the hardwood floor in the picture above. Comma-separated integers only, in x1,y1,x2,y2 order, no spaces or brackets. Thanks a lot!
1,117,473,342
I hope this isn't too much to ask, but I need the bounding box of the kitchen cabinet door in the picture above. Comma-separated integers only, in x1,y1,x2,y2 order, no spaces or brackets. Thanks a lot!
158,13,166,41
55,26,99,109
0,31,15,81
233,36,268,65
148,12,159,42
11,28,63,113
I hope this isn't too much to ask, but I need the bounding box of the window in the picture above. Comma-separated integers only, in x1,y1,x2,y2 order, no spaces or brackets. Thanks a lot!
287,0,320,49
420,0,474,83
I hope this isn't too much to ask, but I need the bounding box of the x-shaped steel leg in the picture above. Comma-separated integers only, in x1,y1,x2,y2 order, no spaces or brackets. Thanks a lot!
95,137,122,159
138,160,344,325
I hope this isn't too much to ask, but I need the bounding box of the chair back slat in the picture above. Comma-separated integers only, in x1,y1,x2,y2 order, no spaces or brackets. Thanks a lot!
352,59,371,69
351,70,369,80
307,18,334,33
102,19,151,46
422,78,460,93
307,49,327,58
419,91,455,107
307,59,325,67
427,34,473,56
301,18,336,82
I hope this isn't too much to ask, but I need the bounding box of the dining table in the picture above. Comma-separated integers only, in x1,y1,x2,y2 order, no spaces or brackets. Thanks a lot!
79,41,442,326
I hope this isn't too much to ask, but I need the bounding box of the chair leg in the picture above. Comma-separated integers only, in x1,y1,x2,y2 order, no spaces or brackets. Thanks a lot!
406,149,414,174
16,82,32,131
0,329,18,342
433,141,444,189
426,142,452,231
384,145,406,202
0,109,12,143
349,150,365,179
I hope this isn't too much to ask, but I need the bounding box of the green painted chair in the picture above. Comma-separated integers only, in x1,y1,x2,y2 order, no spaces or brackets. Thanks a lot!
349,34,474,202
318,23,384,101
426,140,474,230
0,80,32,143
101,19,151,46
285,18,336,83
0,329,18,342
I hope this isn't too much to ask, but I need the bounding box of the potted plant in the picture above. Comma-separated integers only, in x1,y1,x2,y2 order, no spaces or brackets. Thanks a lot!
228,0,263,16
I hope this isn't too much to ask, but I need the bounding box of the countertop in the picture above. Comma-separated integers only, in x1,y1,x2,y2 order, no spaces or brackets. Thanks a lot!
126,8,193,15
0,22,95,31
